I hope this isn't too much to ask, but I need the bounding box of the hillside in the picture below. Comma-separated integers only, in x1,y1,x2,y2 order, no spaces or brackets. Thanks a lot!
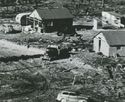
0,0,125,18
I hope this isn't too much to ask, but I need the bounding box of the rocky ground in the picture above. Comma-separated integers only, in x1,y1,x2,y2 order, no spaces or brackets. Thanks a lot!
0,31,125,102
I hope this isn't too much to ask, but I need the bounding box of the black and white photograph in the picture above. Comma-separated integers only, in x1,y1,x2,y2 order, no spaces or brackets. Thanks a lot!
0,0,125,102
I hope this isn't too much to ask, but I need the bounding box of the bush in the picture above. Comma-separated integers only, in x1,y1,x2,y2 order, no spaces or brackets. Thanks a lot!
0,72,48,99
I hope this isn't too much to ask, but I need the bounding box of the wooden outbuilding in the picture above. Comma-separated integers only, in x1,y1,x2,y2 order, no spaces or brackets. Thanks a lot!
93,31,125,57
28,7,73,33
102,11,125,28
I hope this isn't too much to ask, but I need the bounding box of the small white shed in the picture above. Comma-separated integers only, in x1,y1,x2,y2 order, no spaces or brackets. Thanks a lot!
102,11,125,28
93,31,125,57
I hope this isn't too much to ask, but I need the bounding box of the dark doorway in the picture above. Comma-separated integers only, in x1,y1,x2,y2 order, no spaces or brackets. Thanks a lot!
121,17,125,25
99,38,101,52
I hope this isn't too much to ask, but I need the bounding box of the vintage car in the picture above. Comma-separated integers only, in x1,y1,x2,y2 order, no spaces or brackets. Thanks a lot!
56,91,88,102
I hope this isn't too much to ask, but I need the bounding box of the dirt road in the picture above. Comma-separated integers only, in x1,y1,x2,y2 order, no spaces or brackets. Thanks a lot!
0,39,46,58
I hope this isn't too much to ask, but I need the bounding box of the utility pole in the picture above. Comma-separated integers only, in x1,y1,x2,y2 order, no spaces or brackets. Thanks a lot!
102,0,104,8
72,75,77,85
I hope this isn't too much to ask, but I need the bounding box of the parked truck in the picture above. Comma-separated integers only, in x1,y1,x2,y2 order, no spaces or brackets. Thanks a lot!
44,44,72,61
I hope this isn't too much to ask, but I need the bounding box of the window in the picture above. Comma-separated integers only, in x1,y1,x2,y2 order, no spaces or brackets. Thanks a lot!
62,92,69,95
106,21,108,23
114,20,119,24
104,17,107,19
114,17,120,24
47,21,53,26
117,46,121,50
69,93,78,96
116,17,120,20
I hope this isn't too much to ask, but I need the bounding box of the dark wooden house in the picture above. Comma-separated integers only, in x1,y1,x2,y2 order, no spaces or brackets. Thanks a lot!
28,7,73,33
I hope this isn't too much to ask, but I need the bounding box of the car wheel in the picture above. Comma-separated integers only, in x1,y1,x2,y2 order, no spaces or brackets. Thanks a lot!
56,100,61,102
61,99,66,102
57,32,63,36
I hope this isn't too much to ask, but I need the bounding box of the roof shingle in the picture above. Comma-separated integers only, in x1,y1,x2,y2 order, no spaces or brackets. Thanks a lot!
101,31,125,46
36,7,73,20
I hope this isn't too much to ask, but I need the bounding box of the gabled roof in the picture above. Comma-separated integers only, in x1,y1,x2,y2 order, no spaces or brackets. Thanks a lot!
108,12,123,18
102,11,125,18
36,7,73,20
100,31,125,46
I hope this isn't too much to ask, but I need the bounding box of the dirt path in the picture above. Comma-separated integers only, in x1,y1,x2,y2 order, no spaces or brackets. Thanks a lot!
0,39,46,57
